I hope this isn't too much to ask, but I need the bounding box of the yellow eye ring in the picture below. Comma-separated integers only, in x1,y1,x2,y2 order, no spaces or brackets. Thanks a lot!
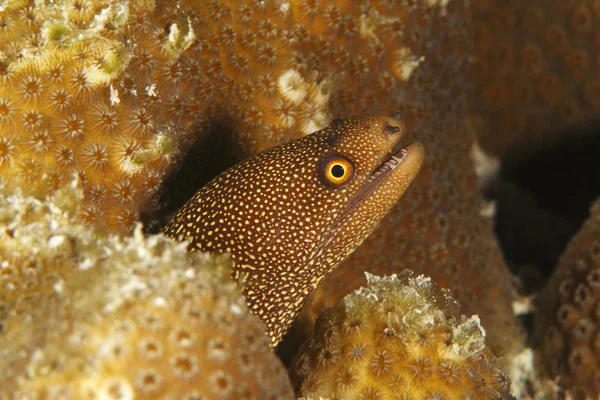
319,154,355,188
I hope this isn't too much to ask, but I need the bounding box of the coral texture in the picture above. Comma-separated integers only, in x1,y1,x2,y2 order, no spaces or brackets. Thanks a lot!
294,0,521,358
0,0,191,233
535,198,600,399
0,180,294,399
469,0,600,159
295,272,514,399
1,0,520,361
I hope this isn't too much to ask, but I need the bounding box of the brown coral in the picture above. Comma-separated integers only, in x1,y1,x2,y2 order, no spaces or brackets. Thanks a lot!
469,0,600,160
534,198,600,399
0,0,330,233
287,0,521,359
0,181,293,399
2,0,520,363
295,272,514,399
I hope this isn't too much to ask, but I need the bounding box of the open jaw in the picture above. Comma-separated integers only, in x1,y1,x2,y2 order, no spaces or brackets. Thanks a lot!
339,141,421,220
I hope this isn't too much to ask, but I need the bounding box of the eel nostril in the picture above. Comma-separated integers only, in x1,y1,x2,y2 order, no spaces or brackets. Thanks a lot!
384,124,401,135
391,111,403,119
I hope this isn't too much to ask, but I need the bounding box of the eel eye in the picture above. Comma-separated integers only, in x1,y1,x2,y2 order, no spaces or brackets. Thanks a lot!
319,154,355,188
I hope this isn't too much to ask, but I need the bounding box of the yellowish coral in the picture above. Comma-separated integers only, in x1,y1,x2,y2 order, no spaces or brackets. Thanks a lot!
295,272,513,399
1,0,520,365
0,0,472,236
535,198,600,399
0,180,293,399
0,0,190,233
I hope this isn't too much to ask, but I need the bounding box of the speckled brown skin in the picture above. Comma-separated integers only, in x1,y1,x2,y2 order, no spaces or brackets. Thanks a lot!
164,114,424,346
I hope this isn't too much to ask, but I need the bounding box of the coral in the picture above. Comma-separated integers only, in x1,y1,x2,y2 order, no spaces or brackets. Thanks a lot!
534,198,600,399
2,0,520,361
297,138,521,358
0,0,193,233
469,0,600,159
263,0,521,362
295,272,514,399
0,179,294,399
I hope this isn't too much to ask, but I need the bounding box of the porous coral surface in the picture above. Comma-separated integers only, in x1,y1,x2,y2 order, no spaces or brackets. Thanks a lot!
0,0,192,233
295,272,513,400
535,198,600,399
1,0,520,370
0,180,294,399
0,0,428,234
295,0,520,356
469,0,600,159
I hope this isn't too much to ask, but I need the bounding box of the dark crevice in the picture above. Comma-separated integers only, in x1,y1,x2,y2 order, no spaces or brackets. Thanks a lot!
141,120,251,233
484,120,600,293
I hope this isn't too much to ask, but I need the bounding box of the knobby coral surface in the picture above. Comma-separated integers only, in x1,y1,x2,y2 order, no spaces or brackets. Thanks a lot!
0,0,520,371
535,198,600,399
0,180,294,399
469,0,600,160
0,0,427,234
294,0,521,359
295,272,514,399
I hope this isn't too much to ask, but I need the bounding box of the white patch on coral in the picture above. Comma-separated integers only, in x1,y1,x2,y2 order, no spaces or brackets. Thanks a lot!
359,15,379,42
48,235,66,249
87,46,132,85
25,349,46,379
507,347,536,399
146,83,158,98
426,0,450,11
480,200,496,219
184,268,196,278
451,314,486,357
118,146,149,176
392,48,425,81
278,1,290,16
92,3,130,34
230,303,243,315
109,84,121,105
278,70,308,105
166,18,196,58
53,279,65,293
299,101,330,136
470,137,500,188
301,117,326,136
513,295,534,316
155,132,176,156
98,377,134,400
168,23,180,46
79,256,97,270
309,76,335,107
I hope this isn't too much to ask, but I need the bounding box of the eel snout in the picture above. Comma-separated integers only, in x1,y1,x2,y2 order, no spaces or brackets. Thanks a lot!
382,113,406,137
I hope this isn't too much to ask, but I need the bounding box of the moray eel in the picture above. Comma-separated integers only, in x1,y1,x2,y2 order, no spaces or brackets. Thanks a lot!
164,114,424,346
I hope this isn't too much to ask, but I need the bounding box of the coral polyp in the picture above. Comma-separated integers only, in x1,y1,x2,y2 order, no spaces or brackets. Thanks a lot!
295,272,514,399
535,198,600,399
0,179,294,399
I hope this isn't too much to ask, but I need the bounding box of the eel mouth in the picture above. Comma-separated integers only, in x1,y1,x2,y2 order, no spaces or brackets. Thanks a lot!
339,141,424,220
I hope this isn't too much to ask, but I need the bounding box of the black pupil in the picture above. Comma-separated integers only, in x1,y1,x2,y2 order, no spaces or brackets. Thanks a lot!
331,164,345,178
